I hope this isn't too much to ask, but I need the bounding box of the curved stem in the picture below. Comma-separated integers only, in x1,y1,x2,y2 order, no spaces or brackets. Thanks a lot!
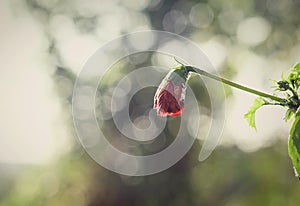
190,67,287,103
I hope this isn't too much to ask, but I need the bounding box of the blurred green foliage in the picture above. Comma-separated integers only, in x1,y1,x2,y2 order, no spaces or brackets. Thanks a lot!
2,143,300,206
1,0,300,205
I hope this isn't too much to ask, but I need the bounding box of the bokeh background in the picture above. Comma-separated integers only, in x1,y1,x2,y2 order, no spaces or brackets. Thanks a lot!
1,0,300,205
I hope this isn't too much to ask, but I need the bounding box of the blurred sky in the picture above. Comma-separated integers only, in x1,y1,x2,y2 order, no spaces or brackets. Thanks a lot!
0,0,300,165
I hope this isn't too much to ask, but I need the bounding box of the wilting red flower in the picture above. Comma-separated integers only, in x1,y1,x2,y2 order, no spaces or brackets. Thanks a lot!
154,67,191,116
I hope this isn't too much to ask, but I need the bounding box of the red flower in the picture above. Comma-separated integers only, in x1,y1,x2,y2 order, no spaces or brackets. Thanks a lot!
154,67,191,117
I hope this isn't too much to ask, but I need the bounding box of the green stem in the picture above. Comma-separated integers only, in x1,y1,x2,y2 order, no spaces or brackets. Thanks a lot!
189,67,286,103
289,86,298,99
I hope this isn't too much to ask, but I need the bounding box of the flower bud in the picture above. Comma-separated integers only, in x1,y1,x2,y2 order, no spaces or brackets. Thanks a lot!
153,66,191,116
277,80,289,91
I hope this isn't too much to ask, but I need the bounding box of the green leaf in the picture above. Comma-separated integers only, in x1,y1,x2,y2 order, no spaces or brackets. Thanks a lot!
287,63,300,89
285,109,295,121
288,109,300,178
294,62,300,70
244,97,266,130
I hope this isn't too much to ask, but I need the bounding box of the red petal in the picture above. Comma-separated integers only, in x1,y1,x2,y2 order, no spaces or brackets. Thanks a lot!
153,80,185,117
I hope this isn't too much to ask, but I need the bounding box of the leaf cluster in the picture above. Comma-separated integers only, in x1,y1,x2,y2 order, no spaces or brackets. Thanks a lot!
244,63,300,178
